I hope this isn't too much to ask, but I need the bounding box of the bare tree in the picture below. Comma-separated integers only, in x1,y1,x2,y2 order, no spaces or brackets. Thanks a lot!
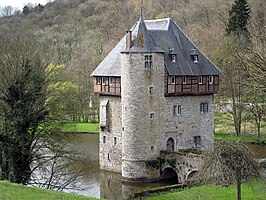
0,6,15,16
199,141,261,200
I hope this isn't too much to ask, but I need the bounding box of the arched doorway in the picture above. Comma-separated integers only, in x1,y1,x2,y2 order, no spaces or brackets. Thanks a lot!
161,167,178,181
166,137,175,151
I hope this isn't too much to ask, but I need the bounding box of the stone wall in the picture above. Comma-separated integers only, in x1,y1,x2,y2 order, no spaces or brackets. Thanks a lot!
121,52,165,180
160,151,203,183
159,95,215,152
99,96,122,172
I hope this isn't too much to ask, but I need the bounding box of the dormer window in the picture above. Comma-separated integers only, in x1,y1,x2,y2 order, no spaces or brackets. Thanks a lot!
171,55,177,62
190,48,199,63
192,55,199,63
169,48,178,63
144,55,153,68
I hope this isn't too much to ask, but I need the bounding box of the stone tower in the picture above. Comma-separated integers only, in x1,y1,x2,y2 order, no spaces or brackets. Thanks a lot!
91,18,222,182
121,19,165,180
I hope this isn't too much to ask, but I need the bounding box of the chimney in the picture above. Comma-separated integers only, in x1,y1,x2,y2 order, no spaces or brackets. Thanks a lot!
126,31,132,49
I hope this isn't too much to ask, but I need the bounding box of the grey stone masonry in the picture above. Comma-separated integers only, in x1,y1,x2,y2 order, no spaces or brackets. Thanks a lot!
99,96,122,173
121,52,165,180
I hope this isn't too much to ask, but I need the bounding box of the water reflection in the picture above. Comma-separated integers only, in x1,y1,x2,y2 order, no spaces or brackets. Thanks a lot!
66,134,266,199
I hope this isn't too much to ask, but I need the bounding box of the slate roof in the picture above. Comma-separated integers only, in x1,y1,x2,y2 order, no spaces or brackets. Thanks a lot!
91,18,222,77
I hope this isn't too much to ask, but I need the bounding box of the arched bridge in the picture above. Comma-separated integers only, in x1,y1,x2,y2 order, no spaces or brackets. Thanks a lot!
159,150,203,183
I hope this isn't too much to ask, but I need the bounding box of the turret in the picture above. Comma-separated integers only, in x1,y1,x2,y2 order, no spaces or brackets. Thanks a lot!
121,19,165,181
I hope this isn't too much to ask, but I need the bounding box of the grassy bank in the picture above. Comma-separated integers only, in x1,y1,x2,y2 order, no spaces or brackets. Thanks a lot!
0,181,98,200
146,180,266,200
215,133,266,144
61,122,99,133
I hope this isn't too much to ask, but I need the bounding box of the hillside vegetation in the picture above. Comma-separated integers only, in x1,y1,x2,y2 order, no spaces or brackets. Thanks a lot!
0,0,265,136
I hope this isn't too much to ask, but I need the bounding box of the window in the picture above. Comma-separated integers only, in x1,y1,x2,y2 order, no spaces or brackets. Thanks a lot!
198,76,203,84
171,54,177,62
96,77,101,85
114,137,117,145
102,77,106,85
109,77,113,85
192,55,199,63
103,136,106,144
149,85,154,94
173,105,181,115
149,112,154,119
200,102,209,113
209,76,213,84
151,146,154,150
182,76,186,84
144,55,153,68
171,76,176,84
194,136,201,147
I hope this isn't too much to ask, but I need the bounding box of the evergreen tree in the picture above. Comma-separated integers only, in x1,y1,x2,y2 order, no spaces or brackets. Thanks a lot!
226,0,251,39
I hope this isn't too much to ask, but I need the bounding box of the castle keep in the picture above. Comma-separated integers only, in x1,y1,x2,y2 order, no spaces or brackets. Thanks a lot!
91,18,222,182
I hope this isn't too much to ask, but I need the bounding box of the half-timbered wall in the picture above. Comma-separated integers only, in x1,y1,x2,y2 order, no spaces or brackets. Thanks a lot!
94,76,121,95
166,75,219,96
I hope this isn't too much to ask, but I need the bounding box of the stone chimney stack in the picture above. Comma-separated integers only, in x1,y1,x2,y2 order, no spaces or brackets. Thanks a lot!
126,31,132,49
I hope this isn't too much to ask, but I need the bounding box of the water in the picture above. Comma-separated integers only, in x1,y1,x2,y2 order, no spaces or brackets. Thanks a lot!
64,134,266,199
66,134,177,199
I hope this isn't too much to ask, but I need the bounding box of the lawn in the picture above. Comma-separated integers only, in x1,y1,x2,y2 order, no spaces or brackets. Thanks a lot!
61,122,99,133
0,181,98,200
215,133,266,143
146,180,266,200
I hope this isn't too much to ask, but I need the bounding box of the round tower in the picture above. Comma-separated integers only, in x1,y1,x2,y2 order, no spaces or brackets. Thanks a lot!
121,19,165,181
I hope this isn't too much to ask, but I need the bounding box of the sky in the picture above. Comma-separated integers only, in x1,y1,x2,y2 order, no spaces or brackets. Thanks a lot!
0,0,53,10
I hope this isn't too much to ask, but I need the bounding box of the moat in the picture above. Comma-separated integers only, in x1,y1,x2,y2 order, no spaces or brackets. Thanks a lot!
63,133,266,199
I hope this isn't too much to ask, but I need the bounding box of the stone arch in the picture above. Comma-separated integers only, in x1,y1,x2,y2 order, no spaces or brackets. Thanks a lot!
186,170,198,181
166,137,175,151
161,167,178,181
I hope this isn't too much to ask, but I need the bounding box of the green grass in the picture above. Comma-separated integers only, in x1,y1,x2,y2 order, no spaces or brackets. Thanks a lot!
215,133,266,143
146,180,266,200
0,181,98,200
61,122,99,133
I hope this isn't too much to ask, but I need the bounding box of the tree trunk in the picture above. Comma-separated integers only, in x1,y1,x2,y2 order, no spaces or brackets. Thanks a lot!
236,176,241,200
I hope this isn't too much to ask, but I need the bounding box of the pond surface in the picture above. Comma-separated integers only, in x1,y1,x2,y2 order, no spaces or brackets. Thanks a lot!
66,134,177,200
65,134,266,200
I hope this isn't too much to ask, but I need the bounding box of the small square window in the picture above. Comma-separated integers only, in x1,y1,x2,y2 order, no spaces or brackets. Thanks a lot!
200,102,209,113
151,146,154,150
198,76,203,84
96,77,101,85
149,112,155,119
171,76,176,84
109,77,113,85
194,136,201,147
182,76,186,84
209,76,213,84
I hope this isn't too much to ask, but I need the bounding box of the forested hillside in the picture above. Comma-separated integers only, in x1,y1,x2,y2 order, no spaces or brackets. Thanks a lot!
0,0,265,135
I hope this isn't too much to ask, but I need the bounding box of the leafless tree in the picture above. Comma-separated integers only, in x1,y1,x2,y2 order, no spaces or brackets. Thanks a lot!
198,141,261,200
0,6,15,16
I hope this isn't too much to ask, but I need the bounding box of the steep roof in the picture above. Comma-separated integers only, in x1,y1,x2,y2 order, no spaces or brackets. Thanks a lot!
91,18,222,77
